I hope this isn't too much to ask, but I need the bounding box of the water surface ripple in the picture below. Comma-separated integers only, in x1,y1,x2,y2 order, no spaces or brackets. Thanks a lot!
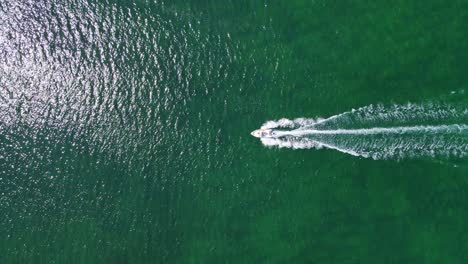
0,1,245,261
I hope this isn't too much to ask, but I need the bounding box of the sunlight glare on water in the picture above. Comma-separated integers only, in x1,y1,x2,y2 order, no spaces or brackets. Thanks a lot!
1,0,468,263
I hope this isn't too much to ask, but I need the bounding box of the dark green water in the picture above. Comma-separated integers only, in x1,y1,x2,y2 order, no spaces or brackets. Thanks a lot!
1,0,468,263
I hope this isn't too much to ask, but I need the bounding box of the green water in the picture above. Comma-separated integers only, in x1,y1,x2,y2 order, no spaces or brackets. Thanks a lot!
1,0,468,263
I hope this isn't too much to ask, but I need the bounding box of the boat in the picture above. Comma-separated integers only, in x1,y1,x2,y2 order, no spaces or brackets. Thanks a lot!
250,129,278,138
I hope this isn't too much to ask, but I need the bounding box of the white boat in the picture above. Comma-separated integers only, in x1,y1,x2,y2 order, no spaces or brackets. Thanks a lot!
250,129,278,138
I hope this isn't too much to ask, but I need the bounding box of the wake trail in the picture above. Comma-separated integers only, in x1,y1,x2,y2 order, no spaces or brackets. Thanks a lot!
258,104,468,160
278,124,468,136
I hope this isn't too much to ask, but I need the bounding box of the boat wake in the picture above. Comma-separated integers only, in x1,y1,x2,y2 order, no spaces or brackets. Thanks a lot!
254,103,468,159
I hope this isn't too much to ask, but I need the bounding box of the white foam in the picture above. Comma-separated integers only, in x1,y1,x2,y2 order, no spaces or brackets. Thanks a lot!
259,104,468,159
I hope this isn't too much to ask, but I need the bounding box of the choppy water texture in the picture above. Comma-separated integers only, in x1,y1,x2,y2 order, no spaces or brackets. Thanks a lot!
1,0,468,263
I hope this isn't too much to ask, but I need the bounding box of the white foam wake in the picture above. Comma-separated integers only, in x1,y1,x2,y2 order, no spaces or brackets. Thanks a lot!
259,104,468,159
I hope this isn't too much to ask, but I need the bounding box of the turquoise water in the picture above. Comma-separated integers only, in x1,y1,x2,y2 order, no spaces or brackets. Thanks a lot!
1,0,468,263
